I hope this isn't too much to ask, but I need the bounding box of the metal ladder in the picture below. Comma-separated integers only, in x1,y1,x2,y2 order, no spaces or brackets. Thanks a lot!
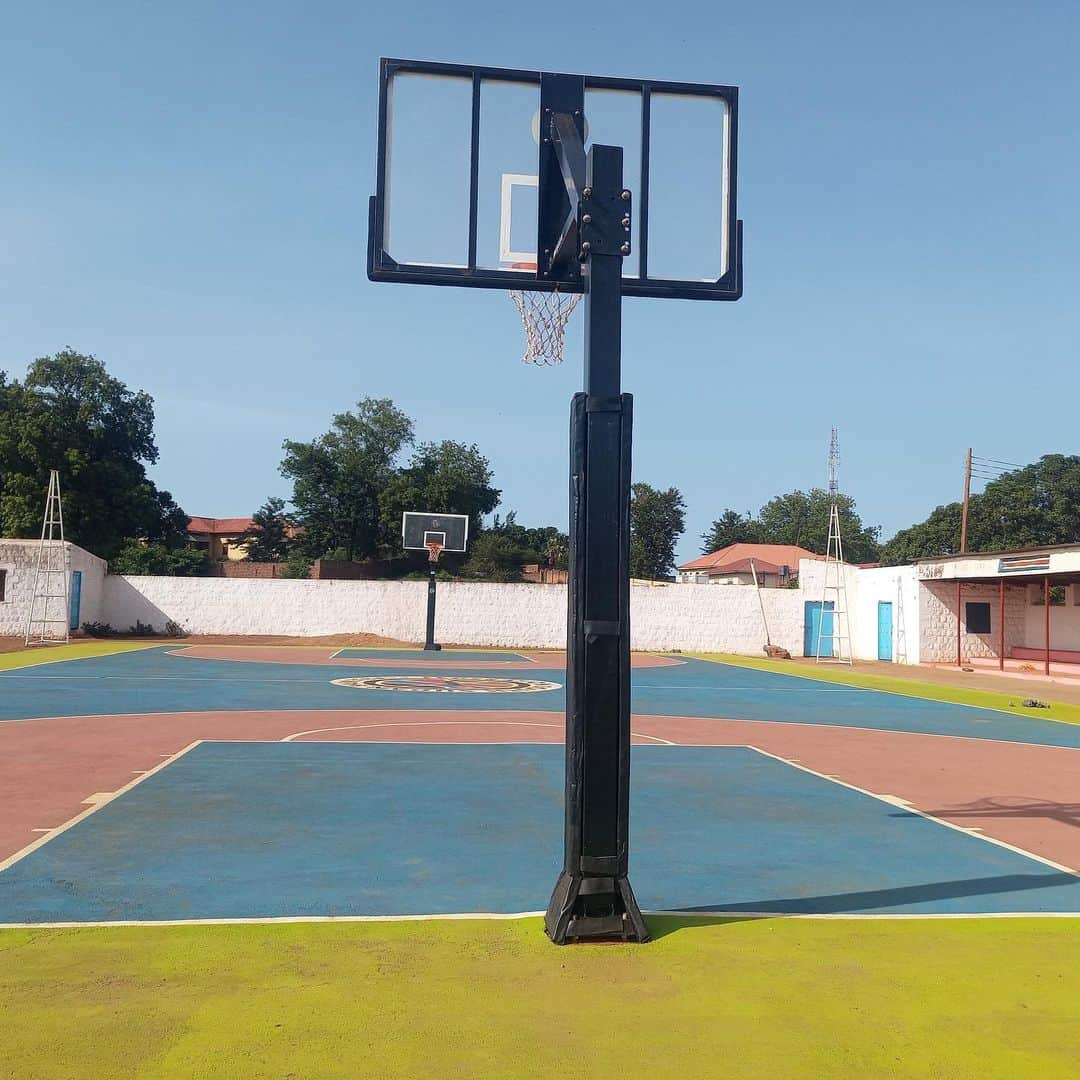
25,470,71,646
815,501,853,665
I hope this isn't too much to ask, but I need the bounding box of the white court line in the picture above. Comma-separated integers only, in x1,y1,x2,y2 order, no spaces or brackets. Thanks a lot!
170,648,540,667
281,720,675,745
0,741,203,875
2,909,1079,930
743,744,1080,877
1,705,1077,758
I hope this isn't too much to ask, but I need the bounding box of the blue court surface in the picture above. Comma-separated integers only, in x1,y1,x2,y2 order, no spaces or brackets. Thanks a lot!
3,645,1080,750
2,742,1077,923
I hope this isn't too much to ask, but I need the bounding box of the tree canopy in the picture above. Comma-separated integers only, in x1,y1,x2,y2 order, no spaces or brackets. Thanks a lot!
701,509,760,553
881,455,1080,564
0,350,188,558
701,490,881,564
379,441,501,552
460,512,569,581
629,483,686,580
238,497,294,562
280,399,414,561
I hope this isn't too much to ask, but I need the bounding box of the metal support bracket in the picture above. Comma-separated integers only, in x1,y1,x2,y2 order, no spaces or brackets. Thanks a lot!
579,183,631,259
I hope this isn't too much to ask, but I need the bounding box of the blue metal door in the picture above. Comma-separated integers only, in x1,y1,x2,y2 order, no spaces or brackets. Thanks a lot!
804,600,834,658
69,570,82,630
877,601,893,661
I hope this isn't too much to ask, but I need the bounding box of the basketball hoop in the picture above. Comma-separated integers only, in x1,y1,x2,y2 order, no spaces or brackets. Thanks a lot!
425,539,444,563
508,263,581,366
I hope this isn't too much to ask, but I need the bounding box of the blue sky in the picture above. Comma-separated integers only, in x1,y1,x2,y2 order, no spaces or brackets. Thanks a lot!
2,1,1078,563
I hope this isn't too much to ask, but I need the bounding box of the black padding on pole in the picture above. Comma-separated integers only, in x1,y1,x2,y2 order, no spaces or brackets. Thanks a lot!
423,567,440,651
545,390,647,944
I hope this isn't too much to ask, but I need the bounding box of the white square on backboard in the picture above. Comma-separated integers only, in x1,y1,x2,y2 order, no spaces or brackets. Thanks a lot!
499,173,538,266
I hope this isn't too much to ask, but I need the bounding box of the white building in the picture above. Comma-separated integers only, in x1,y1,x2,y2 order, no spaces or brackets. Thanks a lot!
0,540,107,637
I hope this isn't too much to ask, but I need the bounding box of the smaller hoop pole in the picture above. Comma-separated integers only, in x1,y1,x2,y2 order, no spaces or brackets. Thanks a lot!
424,545,443,650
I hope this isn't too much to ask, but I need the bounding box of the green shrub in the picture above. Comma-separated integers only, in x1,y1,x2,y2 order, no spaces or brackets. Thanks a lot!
111,540,209,577
280,553,313,579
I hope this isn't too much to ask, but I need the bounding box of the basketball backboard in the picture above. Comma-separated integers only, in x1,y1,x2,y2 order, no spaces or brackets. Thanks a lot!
401,511,469,553
369,58,741,301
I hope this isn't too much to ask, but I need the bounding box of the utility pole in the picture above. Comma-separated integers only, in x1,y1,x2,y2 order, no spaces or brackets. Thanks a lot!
960,448,972,554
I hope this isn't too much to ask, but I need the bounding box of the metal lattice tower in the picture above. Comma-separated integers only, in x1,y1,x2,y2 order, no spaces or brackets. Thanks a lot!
25,470,71,647
828,427,839,498
815,429,853,665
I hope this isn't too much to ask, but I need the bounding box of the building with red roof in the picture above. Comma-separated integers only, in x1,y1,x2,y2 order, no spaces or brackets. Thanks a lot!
186,517,256,561
677,543,823,587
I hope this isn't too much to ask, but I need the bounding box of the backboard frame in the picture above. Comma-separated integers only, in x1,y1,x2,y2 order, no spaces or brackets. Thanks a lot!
401,511,469,553
368,57,742,301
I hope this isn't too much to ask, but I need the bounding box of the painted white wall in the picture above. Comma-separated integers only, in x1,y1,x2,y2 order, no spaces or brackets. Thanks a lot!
793,559,923,664
101,574,813,654
0,541,107,637
846,565,921,665
1022,589,1080,653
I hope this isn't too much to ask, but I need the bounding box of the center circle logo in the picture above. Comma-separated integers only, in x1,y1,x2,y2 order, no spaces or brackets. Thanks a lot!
332,675,561,694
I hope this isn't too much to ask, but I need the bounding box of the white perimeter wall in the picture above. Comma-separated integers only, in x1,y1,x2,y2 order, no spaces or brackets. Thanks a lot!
102,575,814,654
0,541,107,636
101,567,933,661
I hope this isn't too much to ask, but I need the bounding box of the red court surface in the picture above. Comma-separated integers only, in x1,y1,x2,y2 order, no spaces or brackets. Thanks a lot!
3,707,1078,877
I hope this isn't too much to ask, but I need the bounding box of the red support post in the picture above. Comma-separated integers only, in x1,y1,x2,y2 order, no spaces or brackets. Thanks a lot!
1044,576,1051,676
999,578,1005,671
956,580,962,667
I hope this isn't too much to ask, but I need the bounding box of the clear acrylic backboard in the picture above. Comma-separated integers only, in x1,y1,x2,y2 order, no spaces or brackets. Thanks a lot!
369,59,741,300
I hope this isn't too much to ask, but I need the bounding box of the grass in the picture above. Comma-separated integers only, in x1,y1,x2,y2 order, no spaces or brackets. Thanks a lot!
0,640,163,672
694,652,1080,727
2,917,1079,1078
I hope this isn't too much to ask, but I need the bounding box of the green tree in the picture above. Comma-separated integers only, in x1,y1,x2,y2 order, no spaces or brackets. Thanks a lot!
239,497,294,562
0,350,188,558
752,489,881,563
460,532,533,582
701,509,759,553
629,483,686,580
379,441,501,552
881,455,1080,563
110,540,208,576
879,502,964,564
279,552,314,579
281,399,414,561
485,511,568,568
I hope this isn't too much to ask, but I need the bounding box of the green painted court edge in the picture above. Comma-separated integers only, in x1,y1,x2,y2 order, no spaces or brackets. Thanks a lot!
2,917,1079,1078
693,652,1080,727
0,641,164,672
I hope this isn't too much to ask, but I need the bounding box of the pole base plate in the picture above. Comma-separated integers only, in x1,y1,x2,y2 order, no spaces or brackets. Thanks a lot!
544,870,649,944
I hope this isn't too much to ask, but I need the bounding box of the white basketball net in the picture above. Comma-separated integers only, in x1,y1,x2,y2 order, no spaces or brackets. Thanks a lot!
508,287,582,366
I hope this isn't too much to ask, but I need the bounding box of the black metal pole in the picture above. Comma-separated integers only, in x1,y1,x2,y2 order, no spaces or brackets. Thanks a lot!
424,563,441,651
545,143,648,944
